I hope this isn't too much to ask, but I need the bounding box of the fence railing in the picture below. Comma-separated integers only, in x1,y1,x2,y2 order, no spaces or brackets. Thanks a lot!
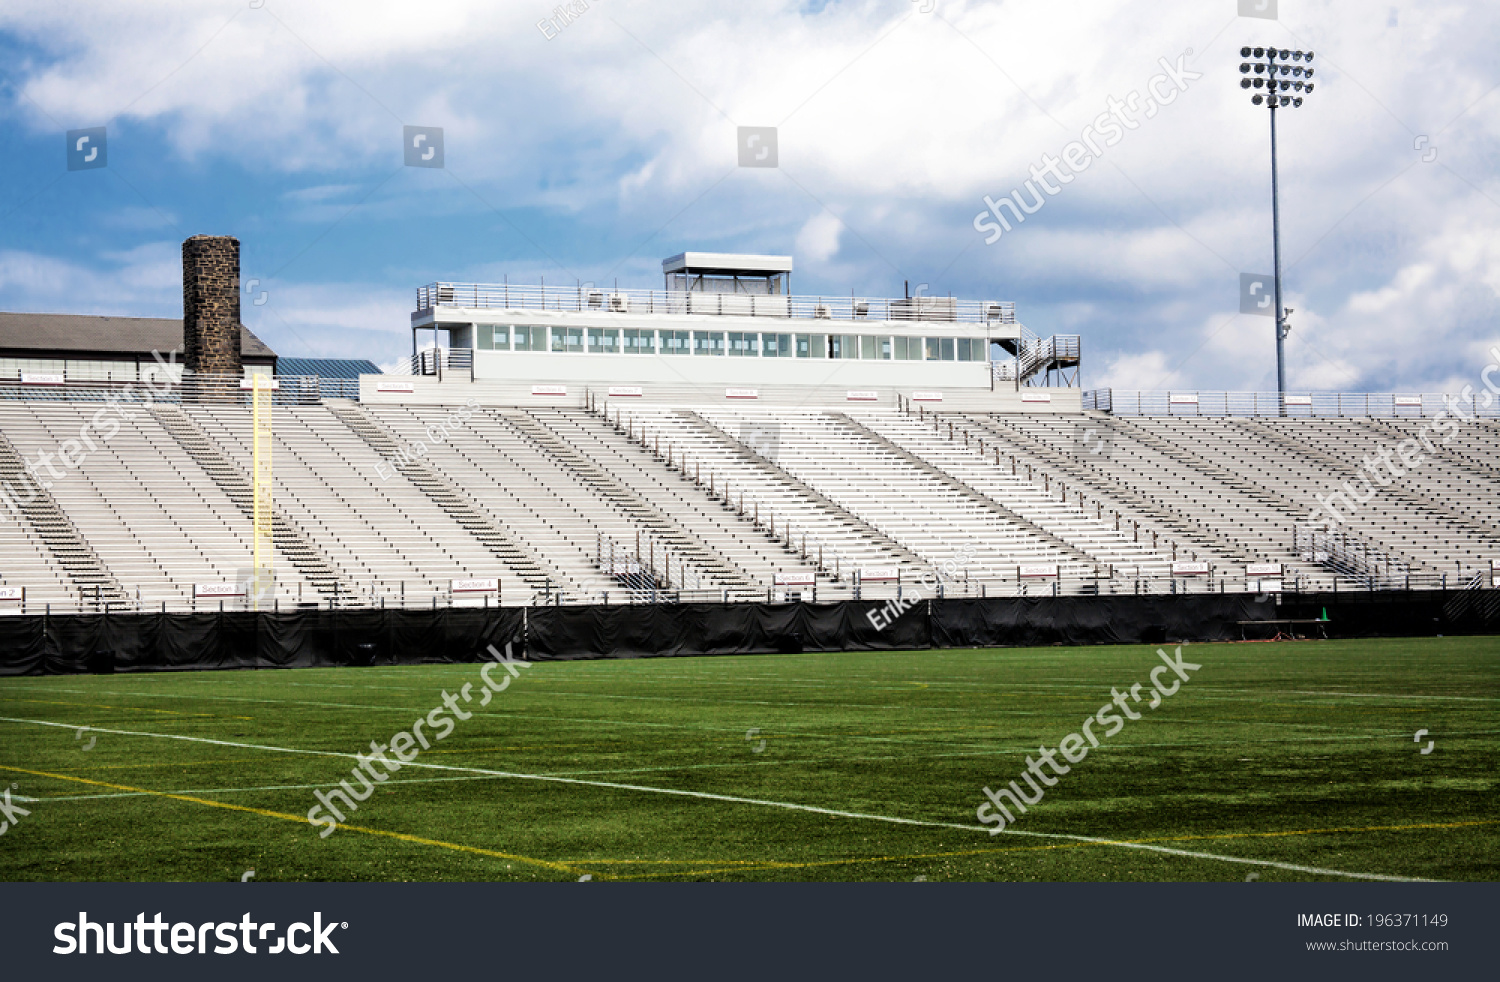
0,375,344,407
415,282,1016,326
6,567,1492,616
1085,389,1500,418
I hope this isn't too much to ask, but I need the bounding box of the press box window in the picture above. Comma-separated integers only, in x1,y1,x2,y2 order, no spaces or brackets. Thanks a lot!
661,330,691,355
795,334,826,358
894,336,922,361
762,333,792,358
513,326,547,351
694,331,726,356
552,327,584,353
624,329,656,354
956,338,986,361
727,332,758,357
925,338,956,361
588,328,620,353
476,325,511,351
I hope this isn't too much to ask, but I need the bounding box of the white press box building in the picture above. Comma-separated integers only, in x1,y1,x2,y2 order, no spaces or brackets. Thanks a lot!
386,252,1081,409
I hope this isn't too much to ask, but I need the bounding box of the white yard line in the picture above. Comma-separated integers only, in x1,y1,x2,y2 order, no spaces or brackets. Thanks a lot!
0,714,1430,882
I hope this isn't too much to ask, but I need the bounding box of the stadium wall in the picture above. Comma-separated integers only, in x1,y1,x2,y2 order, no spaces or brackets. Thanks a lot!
5,592,1494,675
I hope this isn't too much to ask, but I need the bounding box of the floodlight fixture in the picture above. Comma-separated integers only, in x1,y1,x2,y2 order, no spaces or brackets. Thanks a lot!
1237,44,1322,404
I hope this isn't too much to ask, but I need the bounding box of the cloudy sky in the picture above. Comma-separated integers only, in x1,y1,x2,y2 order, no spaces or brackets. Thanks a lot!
0,0,1495,391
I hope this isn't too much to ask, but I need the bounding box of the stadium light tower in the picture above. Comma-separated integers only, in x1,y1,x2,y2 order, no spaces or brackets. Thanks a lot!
1239,46,1315,402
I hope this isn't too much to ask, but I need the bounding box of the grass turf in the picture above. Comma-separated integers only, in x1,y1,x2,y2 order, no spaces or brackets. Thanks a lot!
0,636,1495,882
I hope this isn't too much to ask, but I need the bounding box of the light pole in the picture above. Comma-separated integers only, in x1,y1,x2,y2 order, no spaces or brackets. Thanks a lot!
1240,46,1315,401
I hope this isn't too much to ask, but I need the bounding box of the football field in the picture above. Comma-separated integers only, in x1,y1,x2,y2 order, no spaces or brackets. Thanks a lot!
0,636,1495,882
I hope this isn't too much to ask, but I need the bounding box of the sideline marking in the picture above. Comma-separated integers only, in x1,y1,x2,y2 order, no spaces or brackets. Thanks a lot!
0,716,1430,882
0,763,584,878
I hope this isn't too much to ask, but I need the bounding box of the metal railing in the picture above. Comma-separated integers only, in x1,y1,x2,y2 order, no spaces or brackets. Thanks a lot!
0,375,338,407
407,348,473,378
8,567,1492,617
1296,524,1411,589
1085,389,1500,418
416,282,1016,326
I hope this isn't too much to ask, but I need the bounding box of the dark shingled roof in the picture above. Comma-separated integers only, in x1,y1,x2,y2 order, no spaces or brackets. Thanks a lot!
0,311,276,360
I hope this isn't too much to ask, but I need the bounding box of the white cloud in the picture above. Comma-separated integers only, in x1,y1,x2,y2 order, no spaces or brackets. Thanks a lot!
794,209,842,264
0,1,1497,391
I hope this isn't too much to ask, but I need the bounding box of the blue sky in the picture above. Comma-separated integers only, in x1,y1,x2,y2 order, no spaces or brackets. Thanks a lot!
1,0,1496,391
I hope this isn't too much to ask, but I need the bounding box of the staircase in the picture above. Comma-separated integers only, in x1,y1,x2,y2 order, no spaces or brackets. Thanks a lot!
147,404,349,597
504,410,758,592
325,401,558,593
831,413,1097,565
0,430,127,604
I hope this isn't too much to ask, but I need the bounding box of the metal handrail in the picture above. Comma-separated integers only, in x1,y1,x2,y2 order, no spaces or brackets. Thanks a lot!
1084,389,1500,418
415,282,1016,326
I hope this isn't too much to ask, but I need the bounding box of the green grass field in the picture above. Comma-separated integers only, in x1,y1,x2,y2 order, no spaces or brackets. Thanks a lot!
0,637,1495,882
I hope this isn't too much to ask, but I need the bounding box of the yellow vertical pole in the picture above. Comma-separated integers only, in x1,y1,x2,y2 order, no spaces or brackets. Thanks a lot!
252,375,273,609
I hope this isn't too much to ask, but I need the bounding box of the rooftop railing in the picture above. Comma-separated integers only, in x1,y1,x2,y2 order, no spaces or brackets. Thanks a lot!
1085,389,1500,418
415,282,1016,326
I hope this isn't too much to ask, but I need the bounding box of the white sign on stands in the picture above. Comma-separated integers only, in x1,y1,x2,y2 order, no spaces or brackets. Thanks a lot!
1250,578,1283,594
1246,563,1283,576
1020,391,1052,403
376,381,415,394
1169,394,1200,405
195,583,245,599
858,567,900,582
238,377,281,390
1171,561,1211,576
608,386,643,397
1019,564,1059,578
912,391,943,402
846,390,879,402
20,374,64,386
451,578,500,594
774,572,816,587
0,587,25,602
726,388,759,399
1394,396,1423,407
533,385,568,396
1283,395,1313,406
1492,560,1500,573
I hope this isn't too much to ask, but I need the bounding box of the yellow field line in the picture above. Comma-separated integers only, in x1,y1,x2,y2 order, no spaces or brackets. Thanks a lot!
0,764,587,879
2,698,252,721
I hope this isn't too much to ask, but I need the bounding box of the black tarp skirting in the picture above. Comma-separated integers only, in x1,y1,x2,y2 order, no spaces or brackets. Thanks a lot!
0,592,1495,676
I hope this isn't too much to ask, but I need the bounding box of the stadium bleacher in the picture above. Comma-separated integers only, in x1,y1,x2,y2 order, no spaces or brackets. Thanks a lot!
3,394,1497,610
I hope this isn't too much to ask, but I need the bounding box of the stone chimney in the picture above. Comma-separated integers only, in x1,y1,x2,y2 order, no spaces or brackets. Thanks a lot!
182,235,242,377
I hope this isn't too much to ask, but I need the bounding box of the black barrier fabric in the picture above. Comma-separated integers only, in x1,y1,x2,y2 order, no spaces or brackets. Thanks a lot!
0,607,525,676
931,594,1268,648
526,600,930,659
1,593,1494,676
1277,589,1500,638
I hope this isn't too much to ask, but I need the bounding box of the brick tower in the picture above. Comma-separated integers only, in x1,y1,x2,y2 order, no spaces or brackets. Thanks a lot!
182,235,243,378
